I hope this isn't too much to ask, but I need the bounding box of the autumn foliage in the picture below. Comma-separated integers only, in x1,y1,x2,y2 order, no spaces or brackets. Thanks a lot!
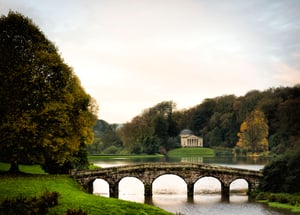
235,110,269,156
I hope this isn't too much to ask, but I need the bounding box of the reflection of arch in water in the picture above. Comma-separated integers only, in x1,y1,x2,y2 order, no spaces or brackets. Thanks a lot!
118,177,144,202
153,174,187,195
194,176,221,194
119,177,144,195
93,179,109,197
230,178,248,194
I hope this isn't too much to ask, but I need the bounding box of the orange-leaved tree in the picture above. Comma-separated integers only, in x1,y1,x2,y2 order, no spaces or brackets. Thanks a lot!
235,109,269,155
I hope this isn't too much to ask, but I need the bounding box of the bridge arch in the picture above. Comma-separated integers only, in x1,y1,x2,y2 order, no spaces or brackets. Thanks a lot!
119,177,144,197
153,174,187,195
229,178,249,194
194,176,221,194
93,178,109,197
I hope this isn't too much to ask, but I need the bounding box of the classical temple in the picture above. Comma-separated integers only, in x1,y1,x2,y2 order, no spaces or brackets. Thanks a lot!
180,129,203,147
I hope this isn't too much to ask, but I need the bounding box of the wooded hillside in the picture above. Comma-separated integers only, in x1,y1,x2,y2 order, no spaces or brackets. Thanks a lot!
92,85,300,155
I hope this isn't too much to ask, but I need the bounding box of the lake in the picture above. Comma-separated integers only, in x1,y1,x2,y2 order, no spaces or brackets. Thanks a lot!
90,155,295,215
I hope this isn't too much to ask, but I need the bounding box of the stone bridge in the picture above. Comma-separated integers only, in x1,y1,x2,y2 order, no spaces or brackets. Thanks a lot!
70,162,263,198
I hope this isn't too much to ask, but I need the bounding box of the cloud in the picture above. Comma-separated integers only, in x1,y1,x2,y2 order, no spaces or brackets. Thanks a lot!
274,62,300,85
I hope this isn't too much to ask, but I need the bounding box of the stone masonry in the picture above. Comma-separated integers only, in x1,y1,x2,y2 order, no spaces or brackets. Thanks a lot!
70,162,263,198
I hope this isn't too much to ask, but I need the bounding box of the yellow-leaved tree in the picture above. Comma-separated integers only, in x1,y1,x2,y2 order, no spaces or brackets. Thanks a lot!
235,109,269,156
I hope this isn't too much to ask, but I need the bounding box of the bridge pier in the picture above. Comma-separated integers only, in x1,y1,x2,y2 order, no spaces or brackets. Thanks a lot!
144,183,153,196
221,183,230,200
109,183,119,198
87,181,94,194
187,183,194,198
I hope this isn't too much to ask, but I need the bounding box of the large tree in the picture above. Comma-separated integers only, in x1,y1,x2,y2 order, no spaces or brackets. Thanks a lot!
0,12,97,173
235,109,269,155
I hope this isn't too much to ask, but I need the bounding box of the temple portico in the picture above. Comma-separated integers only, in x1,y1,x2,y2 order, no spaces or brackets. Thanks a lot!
180,129,203,147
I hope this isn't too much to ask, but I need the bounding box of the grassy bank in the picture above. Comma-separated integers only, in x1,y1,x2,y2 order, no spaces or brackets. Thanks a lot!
0,164,172,215
167,147,215,157
256,192,300,213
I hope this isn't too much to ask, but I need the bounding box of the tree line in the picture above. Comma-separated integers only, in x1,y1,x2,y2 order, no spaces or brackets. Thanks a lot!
91,85,300,155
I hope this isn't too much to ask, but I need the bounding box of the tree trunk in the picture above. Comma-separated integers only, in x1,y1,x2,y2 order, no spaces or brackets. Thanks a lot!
9,161,20,173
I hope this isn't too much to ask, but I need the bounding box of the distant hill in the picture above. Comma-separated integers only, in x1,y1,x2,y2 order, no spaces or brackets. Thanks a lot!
92,85,300,156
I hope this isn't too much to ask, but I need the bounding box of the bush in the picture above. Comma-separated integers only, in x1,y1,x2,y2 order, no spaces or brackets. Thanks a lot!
66,208,88,215
260,151,300,193
42,143,90,174
256,192,267,201
41,158,71,174
103,145,119,154
0,191,60,215
268,194,277,202
40,190,60,207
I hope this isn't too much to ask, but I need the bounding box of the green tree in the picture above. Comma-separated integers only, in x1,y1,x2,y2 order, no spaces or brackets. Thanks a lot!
190,99,216,136
0,12,97,173
236,109,269,155
236,90,262,122
260,151,300,193
118,101,178,154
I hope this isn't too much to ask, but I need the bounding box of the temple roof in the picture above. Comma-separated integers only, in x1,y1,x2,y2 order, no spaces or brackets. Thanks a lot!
180,129,193,135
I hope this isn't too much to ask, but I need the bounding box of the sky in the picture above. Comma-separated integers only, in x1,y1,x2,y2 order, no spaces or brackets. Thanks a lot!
1,0,300,123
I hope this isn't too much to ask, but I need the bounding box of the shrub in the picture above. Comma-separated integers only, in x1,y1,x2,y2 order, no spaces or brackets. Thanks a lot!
40,190,60,207
66,208,88,215
255,192,269,201
0,191,60,215
103,145,119,154
0,196,30,215
260,151,300,193
268,194,277,202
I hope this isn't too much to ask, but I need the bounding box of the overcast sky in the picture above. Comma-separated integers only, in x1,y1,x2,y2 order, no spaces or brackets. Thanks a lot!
1,0,300,123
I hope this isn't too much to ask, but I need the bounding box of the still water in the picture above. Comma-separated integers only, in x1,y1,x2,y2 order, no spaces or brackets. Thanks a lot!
91,156,296,215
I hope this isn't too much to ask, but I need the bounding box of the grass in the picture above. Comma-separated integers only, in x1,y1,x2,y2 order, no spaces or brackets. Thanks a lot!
256,192,300,213
167,147,215,157
0,162,47,174
0,163,172,215
268,202,300,213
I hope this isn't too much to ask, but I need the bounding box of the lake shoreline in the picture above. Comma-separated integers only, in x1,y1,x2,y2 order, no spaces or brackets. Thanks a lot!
255,192,300,213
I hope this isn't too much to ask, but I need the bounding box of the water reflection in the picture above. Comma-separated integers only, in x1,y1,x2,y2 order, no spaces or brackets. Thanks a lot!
230,194,249,203
230,179,248,193
91,155,267,170
194,177,221,194
153,174,187,194
119,177,144,202
152,194,187,206
93,179,109,197
193,194,222,204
